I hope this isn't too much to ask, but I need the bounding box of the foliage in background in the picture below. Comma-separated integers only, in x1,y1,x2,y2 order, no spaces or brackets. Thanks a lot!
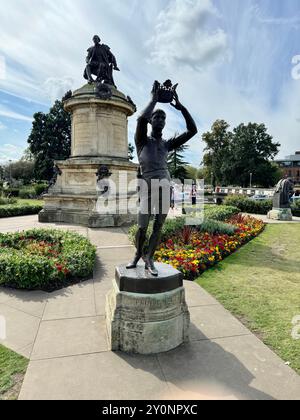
128,143,135,161
168,143,189,181
223,195,273,215
0,229,96,291
0,203,44,218
202,119,281,188
28,100,71,181
204,205,240,221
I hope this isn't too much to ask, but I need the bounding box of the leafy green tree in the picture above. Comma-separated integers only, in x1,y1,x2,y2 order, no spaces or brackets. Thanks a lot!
168,143,189,181
202,120,280,188
185,165,207,182
202,120,233,187
28,100,71,181
9,160,35,184
128,143,135,161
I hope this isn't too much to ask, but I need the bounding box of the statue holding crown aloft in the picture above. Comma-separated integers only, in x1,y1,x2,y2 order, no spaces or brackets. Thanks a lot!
126,80,198,277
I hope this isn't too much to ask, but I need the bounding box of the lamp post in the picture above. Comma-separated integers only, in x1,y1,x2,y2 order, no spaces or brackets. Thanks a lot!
250,172,253,189
8,160,12,185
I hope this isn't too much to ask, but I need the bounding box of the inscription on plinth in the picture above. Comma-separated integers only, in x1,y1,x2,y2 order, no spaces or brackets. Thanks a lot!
105,264,190,355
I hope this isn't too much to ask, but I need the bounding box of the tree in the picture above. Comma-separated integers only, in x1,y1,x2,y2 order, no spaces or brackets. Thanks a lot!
202,120,281,188
185,165,207,182
28,100,71,181
9,160,35,184
168,144,189,181
202,120,233,187
128,143,135,161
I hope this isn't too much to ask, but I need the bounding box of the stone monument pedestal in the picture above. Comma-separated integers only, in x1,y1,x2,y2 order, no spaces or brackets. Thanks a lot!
106,263,190,355
267,208,293,221
39,83,138,228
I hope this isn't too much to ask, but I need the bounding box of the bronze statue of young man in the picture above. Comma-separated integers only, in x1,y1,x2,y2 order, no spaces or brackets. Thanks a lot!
84,35,120,86
127,82,198,276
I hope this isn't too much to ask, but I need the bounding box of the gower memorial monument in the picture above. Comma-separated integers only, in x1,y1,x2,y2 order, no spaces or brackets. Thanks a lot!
106,80,198,354
268,177,294,221
39,35,137,227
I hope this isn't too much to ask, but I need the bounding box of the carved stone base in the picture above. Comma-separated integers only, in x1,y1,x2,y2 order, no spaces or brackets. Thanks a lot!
39,157,138,228
106,264,190,355
267,208,293,221
39,83,138,228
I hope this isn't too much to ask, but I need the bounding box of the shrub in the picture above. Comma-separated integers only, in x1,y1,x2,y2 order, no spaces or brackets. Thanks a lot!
0,204,43,218
19,187,36,199
0,196,18,206
3,188,20,198
204,205,240,221
223,195,272,215
197,219,237,236
292,202,300,217
0,229,96,291
34,183,48,197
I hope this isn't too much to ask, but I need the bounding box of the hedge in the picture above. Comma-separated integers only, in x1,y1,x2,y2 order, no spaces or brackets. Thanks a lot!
224,195,300,217
0,204,44,218
0,229,97,291
204,205,240,221
223,195,272,215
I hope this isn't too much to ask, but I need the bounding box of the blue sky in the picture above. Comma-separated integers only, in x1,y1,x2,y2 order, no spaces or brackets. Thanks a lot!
0,0,300,165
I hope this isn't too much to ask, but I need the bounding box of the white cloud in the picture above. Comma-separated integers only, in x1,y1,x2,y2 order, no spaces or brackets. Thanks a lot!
0,105,33,122
0,143,24,162
0,121,7,130
147,0,228,70
0,56,5,80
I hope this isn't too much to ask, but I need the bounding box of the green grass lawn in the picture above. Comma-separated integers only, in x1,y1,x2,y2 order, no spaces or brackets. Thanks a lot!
197,223,300,374
0,345,28,400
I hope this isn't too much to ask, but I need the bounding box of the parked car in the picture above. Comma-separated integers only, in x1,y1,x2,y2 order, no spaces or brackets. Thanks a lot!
250,194,269,201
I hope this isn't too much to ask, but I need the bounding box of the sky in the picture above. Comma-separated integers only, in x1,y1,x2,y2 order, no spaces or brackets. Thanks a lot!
0,0,300,165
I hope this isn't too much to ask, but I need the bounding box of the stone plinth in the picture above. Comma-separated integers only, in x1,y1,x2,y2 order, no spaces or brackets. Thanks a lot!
267,208,293,221
39,84,138,228
106,264,190,355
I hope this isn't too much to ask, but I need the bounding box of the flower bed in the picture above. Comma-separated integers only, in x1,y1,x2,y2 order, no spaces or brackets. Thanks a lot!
0,229,96,291
155,215,265,279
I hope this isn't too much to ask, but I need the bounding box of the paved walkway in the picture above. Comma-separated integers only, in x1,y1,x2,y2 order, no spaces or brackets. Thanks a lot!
244,213,300,224
0,215,299,400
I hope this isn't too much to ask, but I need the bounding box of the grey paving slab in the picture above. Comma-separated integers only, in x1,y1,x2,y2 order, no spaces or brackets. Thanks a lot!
183,281,219,307
31,316,108,360
0,289,12,304
17,344,34,359
0,303,40,355
42,281,96,321
189,305,250,341
158,336,300,400
97,247,135,264
94,281,113,316
88,227,132,247
4,290,48,318
19,352,169,400
93,255,116,283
